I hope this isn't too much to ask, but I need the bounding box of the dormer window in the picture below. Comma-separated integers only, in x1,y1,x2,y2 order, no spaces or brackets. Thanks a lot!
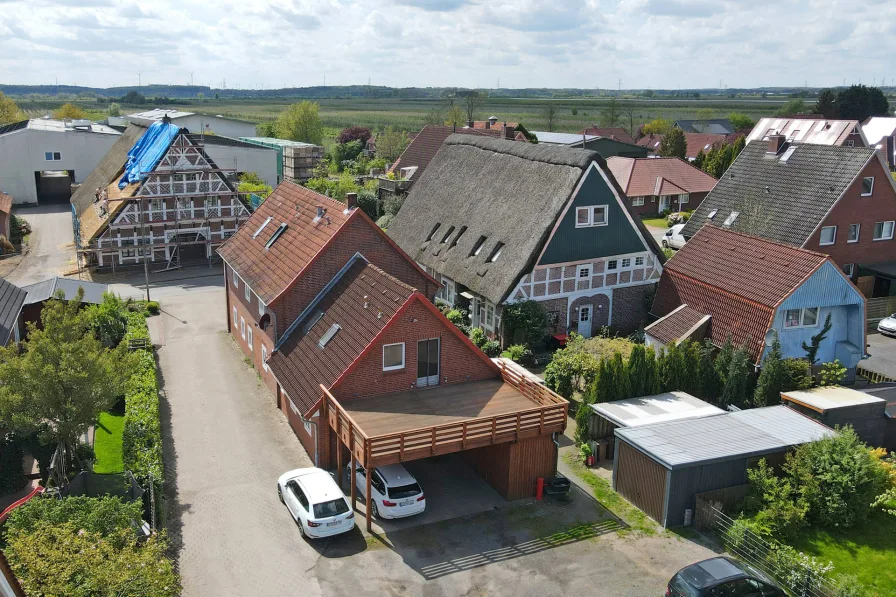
708,209,718,219
470,236,487,256
449,226,467,249
723,211,739,227
426,223,440,242
487,242,504,263
440,226,456,244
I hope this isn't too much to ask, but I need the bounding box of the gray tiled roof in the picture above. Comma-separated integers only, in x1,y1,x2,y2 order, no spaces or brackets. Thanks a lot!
615,405,833,470
680,143,877,246
0,277,26,344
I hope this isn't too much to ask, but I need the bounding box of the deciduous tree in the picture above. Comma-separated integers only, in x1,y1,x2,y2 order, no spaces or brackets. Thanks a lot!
377,127,410,161
774,98,807,117
598,98,621,128
835,84,889,122
457,90,487,123
0,92,23,124
727,112,755,131
53,103,88,120
658,127,687,159
641,118,671,135
274,101,323,145
337,126,372,146
814,89,837,119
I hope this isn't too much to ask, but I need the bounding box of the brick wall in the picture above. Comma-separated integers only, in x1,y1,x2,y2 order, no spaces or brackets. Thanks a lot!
278,384,324,464
537,297,569,335
629,192,708,216
806,157,896,275
333,298,498,401
270,215,437,339
568,293,610,335
611,283,655,333
226,277,278,395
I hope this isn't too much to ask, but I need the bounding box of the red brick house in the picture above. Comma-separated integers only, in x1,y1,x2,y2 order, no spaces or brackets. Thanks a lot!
636,132,731,161
682,137,896,298
606,157,718,215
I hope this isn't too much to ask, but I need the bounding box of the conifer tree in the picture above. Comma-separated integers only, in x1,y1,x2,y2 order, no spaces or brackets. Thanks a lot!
714,336,734,387
753,332,788,407
611,352,632,400
627,344,648,398
644,348,663,395
697,338,721,400
721,344,754,408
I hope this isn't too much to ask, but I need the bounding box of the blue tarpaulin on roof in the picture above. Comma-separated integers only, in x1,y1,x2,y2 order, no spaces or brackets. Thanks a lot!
118,121,180,189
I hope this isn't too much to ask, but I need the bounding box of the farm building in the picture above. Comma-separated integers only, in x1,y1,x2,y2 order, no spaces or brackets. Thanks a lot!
780,386,887,448
19,277,107,330
531,131,648,158
126,109,257,138
588,392,724,459
239,137,323,183
0,277,26,345
186,134,278,188
612,406,832,527
0,119,121,205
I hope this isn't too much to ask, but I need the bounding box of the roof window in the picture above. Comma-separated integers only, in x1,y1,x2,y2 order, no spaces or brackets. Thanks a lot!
487,242,504,263
252,216,273,239
426,223,440,242
440,225,456,244
303,310,325,334
708,209,718,219
318,323,341,348
470,235,487,257
265,223,288,249
723,211,739,227
449,226,467,249
780,146,797,162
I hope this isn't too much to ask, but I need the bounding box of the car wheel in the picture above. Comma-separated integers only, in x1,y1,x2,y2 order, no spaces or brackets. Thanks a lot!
662,240,668,248
277,485,284,504
297,519,306,538
371,501,380,519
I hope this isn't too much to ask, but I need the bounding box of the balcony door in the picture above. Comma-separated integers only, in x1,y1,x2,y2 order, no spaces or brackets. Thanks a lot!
417,338,440,387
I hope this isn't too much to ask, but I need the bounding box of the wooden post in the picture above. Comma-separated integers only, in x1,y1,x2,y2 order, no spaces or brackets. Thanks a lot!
365,443,372,533
336,414,342,491
350,428,356,510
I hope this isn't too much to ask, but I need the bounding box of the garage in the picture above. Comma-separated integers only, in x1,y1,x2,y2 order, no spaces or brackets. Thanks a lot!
34,170,74,204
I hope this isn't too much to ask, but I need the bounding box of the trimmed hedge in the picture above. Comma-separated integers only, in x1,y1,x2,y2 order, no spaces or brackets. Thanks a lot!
121,314,164,499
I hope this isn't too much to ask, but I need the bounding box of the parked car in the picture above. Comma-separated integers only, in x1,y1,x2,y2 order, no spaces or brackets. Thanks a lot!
662,223,687,250
878,313,896,337
666,557,785,596
277,468,354,539
347,462,425,519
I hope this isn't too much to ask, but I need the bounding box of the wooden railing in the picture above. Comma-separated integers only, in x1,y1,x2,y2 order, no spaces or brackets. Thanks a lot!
496,360,566,408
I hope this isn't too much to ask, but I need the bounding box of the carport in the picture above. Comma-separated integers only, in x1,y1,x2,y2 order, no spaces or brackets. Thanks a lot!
34,170,74,204
321,363,568,531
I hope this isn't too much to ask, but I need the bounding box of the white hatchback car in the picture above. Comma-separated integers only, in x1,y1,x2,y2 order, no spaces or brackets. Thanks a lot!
879,313,896,337
277,468,355,539
348,462,426,519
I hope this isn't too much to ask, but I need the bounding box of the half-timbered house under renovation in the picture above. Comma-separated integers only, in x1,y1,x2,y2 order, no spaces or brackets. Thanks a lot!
72,117,252,270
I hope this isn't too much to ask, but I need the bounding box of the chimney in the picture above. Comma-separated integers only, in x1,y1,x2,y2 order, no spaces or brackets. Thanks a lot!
485,121,490,129
467,120,474,128
503,125,515,140
345,193,358,210
767,134,787,154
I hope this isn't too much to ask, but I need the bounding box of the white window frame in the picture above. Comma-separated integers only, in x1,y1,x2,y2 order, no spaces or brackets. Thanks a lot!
247,326,253,350
873,220,895,241
607,259,618,271
240,316,246,339
861,177,874,196
382,343,406,371
485,301,496,331
232,269,239,288
819,226,837,246
631,196,645,207
677,193,689,205
44,151,61,161
232,306,238,327
783,307,819,329
258,298,266,317
577,264,592,279
261,345,269,372
245,283,251,302
575,205,608,228
723,211,739,227
848,224,860,243
635,256,645,266
621,258,631,268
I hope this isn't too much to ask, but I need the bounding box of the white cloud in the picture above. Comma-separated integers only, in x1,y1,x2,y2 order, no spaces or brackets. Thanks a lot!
0,0,894,89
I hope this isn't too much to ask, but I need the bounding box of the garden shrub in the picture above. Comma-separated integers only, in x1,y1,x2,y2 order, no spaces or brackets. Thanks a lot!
481,340,501,357
445,309,466,327
782,358,813,390
356,189,378,219
504,344,530,362
543,335,600,399
5,495,142,540
383,193,405,216
87,293,130,347
376,214,393,229
0,432,26,495
501,300,548,347
145,301,160,315
468,327,488,349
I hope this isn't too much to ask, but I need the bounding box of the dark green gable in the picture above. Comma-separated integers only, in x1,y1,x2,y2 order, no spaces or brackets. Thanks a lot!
538,166,648,266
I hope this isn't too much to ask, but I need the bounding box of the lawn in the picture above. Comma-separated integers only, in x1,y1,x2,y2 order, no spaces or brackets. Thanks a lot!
640,216,668,229
93,410,125,474
788,511,896,594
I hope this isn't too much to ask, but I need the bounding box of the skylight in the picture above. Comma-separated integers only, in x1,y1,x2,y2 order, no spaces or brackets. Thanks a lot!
708,209,718,219
440,226,456,244
426,223,440,242
780,146,797,162
488,242,504,263
318,323,341,349
252,216,273,239
450,226,467,249
723,211,739,227
265,223,288,249
470,235,487,257
303,310,325,334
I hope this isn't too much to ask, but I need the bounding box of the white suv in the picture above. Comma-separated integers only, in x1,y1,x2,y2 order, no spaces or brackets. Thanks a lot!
348,463,426,519
277,468,355,539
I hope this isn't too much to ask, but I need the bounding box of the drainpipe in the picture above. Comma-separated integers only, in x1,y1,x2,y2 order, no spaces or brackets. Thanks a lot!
303,415,319,468
551,432,561,476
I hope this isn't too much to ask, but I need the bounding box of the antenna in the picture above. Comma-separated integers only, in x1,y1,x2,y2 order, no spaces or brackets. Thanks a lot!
189,71,194,86
137,72,142,87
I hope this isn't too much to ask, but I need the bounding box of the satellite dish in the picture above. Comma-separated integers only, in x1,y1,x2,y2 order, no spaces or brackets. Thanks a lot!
764,329,776,347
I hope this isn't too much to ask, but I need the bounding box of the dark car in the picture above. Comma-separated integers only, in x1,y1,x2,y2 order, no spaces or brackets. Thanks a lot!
666,557,786,596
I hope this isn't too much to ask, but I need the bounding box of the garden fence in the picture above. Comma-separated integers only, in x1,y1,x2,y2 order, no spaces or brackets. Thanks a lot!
703,505,842,597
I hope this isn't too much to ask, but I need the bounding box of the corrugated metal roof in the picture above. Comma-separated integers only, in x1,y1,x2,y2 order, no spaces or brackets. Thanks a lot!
532,131,598,145
615,405,833,470
22,277,107,306
0,277,26,344
782,386,885,411
591,391,724,428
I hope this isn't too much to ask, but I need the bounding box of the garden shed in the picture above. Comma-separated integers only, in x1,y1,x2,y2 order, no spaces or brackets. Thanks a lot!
780,386,887,448
589,391,723,459
612,406,832,527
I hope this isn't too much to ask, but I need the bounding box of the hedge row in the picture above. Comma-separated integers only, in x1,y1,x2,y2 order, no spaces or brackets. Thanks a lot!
121,314,164,494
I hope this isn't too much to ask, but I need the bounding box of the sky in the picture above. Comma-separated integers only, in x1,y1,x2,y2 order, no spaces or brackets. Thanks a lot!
1,0,895,90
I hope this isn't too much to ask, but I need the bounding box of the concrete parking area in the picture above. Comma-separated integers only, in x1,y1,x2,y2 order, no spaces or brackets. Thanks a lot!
864,332,896,380
6,203,77,285
138,269,716,596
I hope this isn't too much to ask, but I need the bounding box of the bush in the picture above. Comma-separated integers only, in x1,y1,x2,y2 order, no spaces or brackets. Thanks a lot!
501,300,548,347
384,193,405,216
356,189,378,219
5,495,142,540
469,327,488,349
543,335,600,399
481,340,501,357
819,360,847,386
375,214,393,229
504,344,530,362
87,293,130,348
782,358,813,390
0,432,26,494
666,211,691,227
445,309,466,327
145,301,160,315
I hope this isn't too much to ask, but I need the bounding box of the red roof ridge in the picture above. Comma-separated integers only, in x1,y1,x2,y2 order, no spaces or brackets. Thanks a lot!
361,261,419,295
280,179,346,211
662,269,774,312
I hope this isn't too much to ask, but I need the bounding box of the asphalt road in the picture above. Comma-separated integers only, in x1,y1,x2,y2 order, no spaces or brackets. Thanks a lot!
864,332,896,379
6,204,77,286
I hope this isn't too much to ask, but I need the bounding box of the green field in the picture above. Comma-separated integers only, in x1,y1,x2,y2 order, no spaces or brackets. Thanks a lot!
93,410,125,474
16,96,789,138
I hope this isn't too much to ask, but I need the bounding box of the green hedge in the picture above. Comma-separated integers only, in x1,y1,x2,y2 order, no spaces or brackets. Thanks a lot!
121,314,164,498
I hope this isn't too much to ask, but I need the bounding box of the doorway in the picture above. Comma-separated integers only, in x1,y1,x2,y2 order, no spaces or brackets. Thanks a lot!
417,338,440,387
578,304,593,338
34,170,74,204
659,195,671,213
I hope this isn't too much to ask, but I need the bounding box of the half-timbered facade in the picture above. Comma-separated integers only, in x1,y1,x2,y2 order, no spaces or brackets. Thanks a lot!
388,135,665,339
75,120,251,269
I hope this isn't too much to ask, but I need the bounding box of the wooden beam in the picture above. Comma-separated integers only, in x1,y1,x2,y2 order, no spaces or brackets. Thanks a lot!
349,428,356,512
365,442,372,533
336,413,342,491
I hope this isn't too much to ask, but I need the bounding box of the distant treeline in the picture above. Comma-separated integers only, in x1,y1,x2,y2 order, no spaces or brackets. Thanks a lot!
2,83,879,101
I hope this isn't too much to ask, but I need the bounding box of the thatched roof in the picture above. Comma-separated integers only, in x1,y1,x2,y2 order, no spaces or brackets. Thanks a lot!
387,135,601,304
70,124,145,218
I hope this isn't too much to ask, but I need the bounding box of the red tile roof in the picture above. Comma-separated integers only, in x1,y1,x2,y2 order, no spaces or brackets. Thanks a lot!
644,304,710,344
652,226,829,362
216,181,350,304
606,157,718,197
578,127,636,144
0,193,11,215
388,125,512,178
268,260,416,415
469,120,518,130
637,133,730,159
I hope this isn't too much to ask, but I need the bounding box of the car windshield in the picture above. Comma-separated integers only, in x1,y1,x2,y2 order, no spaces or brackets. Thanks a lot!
313,498,349,519
668,573,700,597
387,482,422,499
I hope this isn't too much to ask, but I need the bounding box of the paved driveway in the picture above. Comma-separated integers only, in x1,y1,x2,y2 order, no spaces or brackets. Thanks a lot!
864,332,896,379
143,270,715,597
7,204,76,285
